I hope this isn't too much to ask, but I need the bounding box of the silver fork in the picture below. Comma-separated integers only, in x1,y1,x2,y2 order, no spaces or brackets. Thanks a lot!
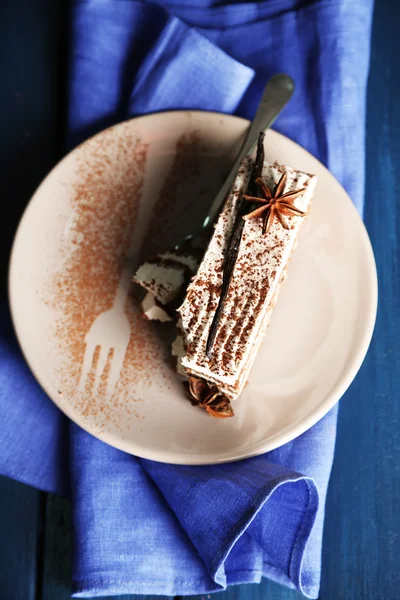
175,74,294,250
133,74,294,311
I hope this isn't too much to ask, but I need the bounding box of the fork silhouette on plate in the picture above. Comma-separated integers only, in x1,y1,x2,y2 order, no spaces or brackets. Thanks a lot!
77,142,174,399
78,267,132,398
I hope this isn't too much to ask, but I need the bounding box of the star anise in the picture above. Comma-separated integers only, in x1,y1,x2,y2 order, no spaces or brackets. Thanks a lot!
185,376,234,419
242,172,306,234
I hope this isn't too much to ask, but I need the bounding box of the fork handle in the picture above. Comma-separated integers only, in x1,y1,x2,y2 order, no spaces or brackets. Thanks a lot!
201,74,294,229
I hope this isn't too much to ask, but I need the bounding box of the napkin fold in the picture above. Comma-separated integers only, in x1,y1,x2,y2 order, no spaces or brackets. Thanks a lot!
0,0,373,598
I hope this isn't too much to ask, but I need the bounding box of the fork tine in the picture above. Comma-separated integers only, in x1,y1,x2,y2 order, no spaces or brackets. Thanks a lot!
108,347,128,398
96,347,115,398
85,344,101,398
78,341,98,393
92,346,108,394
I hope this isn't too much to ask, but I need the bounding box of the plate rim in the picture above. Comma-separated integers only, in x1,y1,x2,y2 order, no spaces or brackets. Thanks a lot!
8,110,378,464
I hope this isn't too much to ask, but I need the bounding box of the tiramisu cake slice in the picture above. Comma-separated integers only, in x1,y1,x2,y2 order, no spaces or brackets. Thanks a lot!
176,134,317,418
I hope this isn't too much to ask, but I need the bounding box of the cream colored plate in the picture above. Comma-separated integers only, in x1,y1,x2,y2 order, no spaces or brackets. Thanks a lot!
9,111,377,464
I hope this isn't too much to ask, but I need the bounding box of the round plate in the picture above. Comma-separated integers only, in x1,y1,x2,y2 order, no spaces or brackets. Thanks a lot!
9,111,377,464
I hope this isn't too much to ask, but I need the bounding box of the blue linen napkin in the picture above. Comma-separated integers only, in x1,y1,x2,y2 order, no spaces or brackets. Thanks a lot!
0,0,373,597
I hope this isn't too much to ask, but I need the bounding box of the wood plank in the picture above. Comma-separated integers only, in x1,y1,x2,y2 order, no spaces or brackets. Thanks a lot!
39,496,73,600
0,477,43,600
178,580,302,600
319,1,400,598
0,0,64,598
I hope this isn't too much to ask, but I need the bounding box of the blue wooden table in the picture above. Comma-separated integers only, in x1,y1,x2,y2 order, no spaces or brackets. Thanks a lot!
1,1,398,598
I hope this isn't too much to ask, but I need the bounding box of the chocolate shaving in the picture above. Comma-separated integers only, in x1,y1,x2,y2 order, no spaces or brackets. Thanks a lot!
206,131,265,358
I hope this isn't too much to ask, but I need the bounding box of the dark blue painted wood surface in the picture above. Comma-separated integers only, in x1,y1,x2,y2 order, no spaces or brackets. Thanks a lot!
0,478,43,600
1,0,399,599
318,2,400,598
0,0,62,599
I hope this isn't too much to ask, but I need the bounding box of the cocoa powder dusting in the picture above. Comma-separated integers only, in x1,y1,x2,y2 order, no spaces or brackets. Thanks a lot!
83,345,101,411
98,348,115,398
51,124,167,417
50,125,228,426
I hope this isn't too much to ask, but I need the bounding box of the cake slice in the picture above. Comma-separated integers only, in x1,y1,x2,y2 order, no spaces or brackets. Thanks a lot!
176,152,317,417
